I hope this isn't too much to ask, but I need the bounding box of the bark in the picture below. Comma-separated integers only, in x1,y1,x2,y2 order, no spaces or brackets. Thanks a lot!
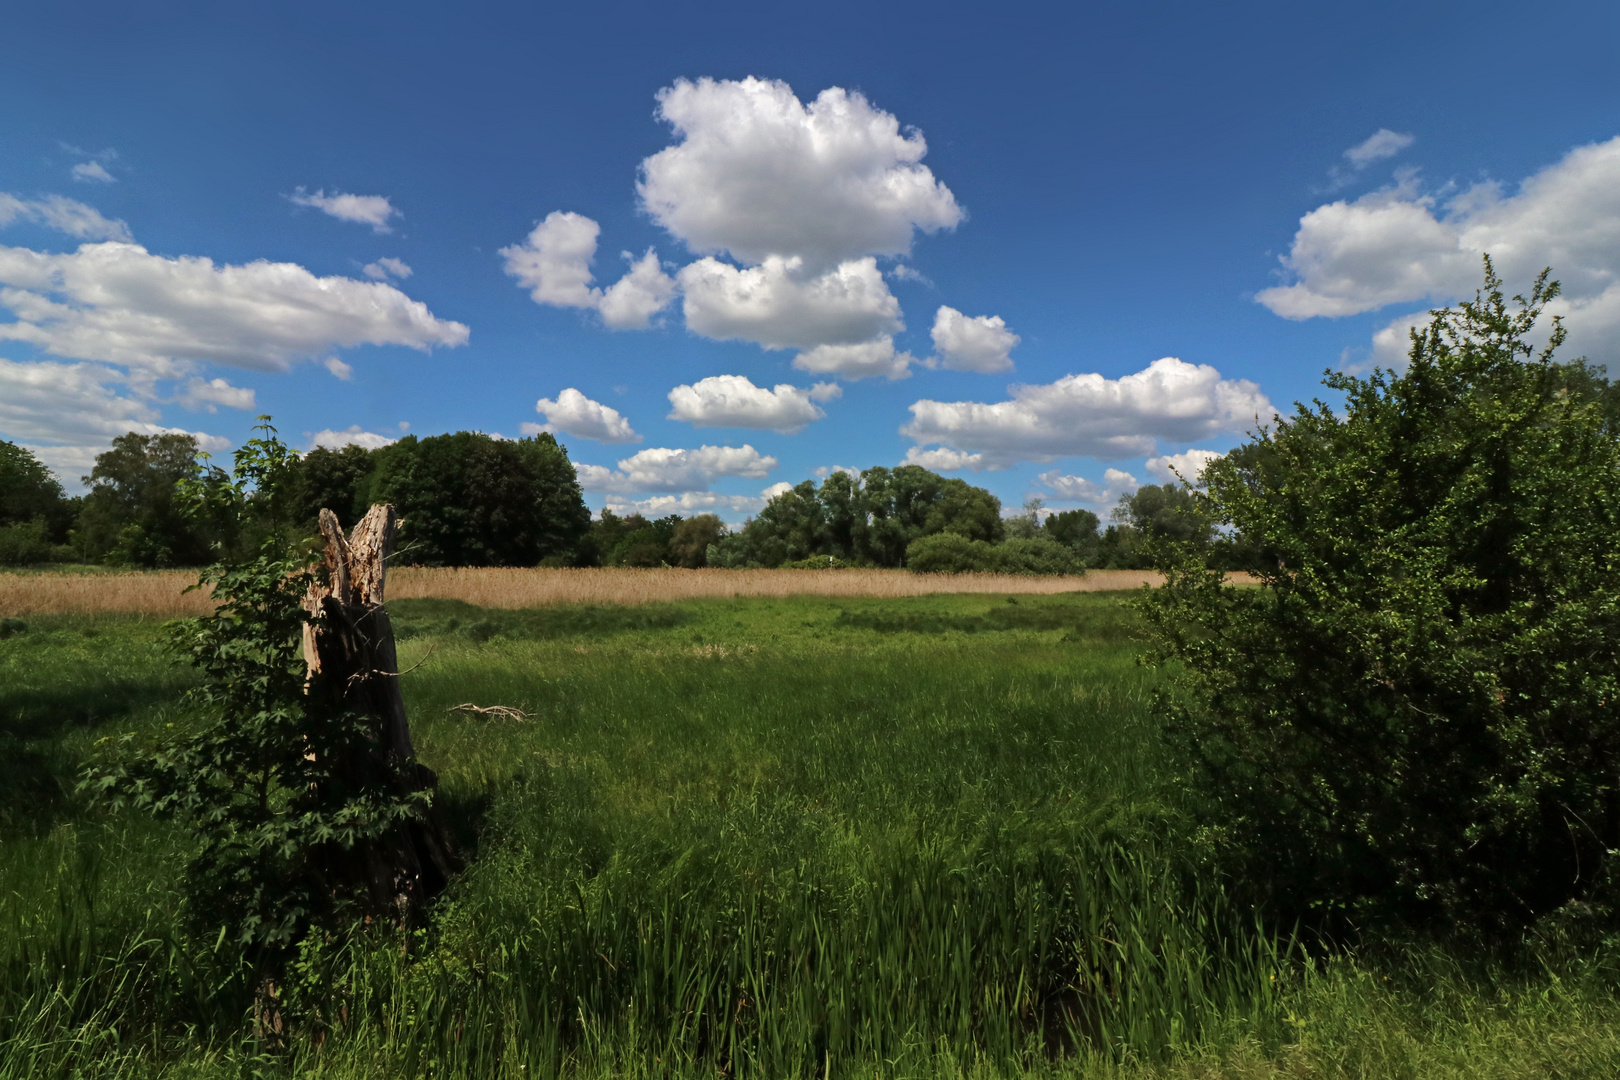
302,504,458,920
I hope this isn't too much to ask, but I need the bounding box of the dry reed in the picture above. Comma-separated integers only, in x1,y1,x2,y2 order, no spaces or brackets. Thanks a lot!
0,567,1182,617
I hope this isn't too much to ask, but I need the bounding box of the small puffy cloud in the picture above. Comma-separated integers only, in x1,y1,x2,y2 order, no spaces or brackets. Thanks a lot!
1259,136,1620,366
530,387,641,444
930,306,1019,373
501,212,676,330
0,241,468,372
310,425,396,451
1038,467,1139,507
793,336,915,380
289,188,399,233
602,485,781,518
889,264,933,286
679,255,901,350
177,376,256,413
666,374,838,433
1344,129,1415,169
71,162,116,184
575,444,777,494
901,357,1273,469
323,356,354,380
901,446,983,471
0,193,131,241
1145,448,1225,485
363,257,412,280
639,77,963,271
813,465,860,480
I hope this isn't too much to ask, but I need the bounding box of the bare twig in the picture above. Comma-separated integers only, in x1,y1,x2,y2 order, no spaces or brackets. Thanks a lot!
448,702,529,721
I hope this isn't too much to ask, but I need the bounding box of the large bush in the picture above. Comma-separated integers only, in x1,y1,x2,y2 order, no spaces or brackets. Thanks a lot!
1143,262,1620,937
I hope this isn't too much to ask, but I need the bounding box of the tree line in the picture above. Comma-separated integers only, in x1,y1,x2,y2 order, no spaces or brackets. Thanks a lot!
2,429,1225,572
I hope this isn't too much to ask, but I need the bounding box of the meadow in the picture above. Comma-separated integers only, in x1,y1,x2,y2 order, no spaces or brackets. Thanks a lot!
2,578,1617,1078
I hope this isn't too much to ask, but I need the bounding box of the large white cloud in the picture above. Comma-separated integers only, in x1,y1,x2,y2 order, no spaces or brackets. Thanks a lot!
1259,136,1620,365
501,211,677,330
0,193,130,241
792,336,915,380
528,387,641,444
0,241,468,372
288,188,400,233
639,76,962,271
901,357,1273,469
666,374,839,433
575,444,777,494
678,255,901,350
930,306,1019,373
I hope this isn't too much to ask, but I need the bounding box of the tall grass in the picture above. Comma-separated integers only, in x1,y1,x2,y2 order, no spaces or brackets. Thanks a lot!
0,567,1173,618
2,593,1615,1078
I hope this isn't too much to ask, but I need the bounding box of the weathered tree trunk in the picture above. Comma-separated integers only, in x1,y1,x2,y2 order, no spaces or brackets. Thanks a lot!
302,504,458,920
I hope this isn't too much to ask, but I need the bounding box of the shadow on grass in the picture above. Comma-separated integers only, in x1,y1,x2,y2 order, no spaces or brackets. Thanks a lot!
391,597,693,643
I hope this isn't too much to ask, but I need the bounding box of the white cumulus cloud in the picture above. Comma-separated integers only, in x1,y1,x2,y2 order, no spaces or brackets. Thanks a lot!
901,357,1273,469
289,188,400,233
575,444,777,494
679,255,901,350
0,241,468,372
930,306,1019,373
792,336,915,380
639,76,963,271
667,374,839,433
309,425,397,451
0,356,229,482
1344,129,1416,169
901,446,983,471
1038,467,1140,507
529,387,641,444
602,486,782,518
177,376,256,413
501,211,676,330
1258,136,1620,366
1145,448,1225,485
0,193,131,241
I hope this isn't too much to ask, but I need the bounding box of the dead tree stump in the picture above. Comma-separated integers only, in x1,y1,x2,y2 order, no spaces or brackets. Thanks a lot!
302,504,458,920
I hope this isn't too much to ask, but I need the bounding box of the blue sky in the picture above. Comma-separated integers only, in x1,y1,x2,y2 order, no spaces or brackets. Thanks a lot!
4,1,1619,520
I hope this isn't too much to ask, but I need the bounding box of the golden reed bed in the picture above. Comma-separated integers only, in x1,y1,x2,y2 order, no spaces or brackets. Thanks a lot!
0,567,1170,617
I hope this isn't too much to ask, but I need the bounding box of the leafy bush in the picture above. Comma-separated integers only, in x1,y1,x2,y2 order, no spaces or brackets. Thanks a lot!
0,520,53,566
1142,262,1620,937
905,533,1083,574
83,421,437,974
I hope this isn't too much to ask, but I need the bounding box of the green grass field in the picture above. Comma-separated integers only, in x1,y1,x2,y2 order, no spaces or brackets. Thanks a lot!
3,591,1618,1078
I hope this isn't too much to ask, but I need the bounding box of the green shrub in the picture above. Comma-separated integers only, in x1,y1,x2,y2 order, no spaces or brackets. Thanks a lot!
0,520,53,566
906,533,1084,574
1143,261,1620,937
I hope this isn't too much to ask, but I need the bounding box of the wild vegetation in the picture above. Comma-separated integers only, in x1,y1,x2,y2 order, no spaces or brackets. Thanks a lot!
6,263,1620,1077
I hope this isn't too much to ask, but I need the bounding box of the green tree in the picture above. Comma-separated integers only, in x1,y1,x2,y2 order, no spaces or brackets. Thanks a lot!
669,513,725,568
0,441,75,564
371,431,589,566
295,443,379,531
74,432,213,566
1143,262,1620,936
